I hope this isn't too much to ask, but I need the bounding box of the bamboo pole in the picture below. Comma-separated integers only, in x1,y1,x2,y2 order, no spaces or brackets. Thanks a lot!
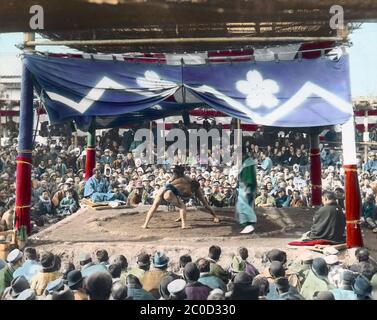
364,110,369,163
24,36,345,47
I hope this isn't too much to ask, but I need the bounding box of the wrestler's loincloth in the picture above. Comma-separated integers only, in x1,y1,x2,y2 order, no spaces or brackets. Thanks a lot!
165,183,180,197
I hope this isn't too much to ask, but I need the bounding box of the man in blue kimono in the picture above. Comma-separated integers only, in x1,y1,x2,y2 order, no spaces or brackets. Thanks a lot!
84,169,115,203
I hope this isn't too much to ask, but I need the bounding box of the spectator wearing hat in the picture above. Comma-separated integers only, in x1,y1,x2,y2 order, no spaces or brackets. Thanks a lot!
127,253,150,283
79,252,107,278
85,271,113,300
1,275,30,300
168,278,187,300
183,262,212,300
142,251,169,299
126,274,155,300
352,275,372,300
30,252,61,296
67,270,88,300
197,258,226,291
0,249,24,296
275,277,305,300
349,248,377,280
329,270,358,300
159,272,181,300
207,246,230,284
44,278,65,297
13,247,42,282
300,258,331,300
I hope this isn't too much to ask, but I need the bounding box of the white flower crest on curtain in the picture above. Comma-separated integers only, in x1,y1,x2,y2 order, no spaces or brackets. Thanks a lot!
136,70,178,91
236,70,280,109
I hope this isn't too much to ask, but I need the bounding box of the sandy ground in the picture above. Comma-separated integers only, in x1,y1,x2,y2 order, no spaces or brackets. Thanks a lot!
28,206,377,271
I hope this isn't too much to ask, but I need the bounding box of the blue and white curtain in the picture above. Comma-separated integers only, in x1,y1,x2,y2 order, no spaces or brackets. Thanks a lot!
24,53,353,131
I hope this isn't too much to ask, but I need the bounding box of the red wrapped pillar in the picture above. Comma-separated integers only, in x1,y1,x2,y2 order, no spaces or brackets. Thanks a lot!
343,164,363,247
310,132,322,206
342,118,363,248
85,126,96,181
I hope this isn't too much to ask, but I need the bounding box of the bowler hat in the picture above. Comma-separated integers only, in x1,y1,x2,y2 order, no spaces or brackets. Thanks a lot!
311,258,329,278
67,270,83,288
352,275,372,296
45,278,64,294
10,276,30,298
153,251,169,268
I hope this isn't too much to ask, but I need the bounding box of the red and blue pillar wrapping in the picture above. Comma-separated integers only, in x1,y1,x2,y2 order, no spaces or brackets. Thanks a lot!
85,125,96,181
310,132,322,206
15,63,34,234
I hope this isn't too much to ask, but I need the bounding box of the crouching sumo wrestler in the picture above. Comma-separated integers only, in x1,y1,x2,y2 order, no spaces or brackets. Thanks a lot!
141,165,220,229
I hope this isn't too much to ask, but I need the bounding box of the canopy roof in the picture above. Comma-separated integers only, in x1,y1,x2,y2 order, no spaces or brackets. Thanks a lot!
3,1,376,52
24,51,353,131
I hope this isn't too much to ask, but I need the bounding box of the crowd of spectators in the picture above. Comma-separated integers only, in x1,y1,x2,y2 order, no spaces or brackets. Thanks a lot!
0,244,376,300
0,121,377,233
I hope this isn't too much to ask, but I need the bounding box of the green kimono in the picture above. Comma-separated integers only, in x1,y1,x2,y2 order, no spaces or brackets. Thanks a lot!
236,157,257,227
300,269,330,300
0,266,14,296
